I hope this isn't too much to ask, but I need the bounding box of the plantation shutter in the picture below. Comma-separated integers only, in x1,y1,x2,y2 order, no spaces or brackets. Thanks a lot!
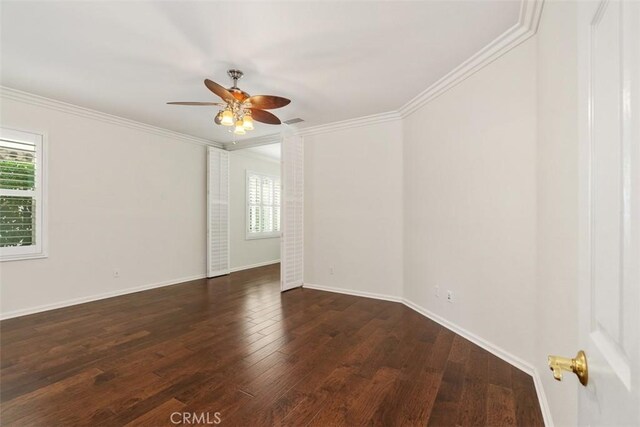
207,147,229,278
246,171,281,237
0,128,46,261
281,135,304,291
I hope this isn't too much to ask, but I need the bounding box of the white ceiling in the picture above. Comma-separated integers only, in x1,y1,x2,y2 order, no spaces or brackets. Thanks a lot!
244,143,281,161
0,1,521,144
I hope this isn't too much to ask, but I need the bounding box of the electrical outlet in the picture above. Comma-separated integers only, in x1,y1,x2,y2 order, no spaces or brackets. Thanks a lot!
113,269,120,278
329,266,334,275
434,286,440,297
447,290,454,303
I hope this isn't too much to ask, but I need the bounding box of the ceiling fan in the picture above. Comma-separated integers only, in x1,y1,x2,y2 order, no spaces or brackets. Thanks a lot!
167,69,291,135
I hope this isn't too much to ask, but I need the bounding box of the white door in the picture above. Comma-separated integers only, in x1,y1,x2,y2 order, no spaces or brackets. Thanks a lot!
207,147,230,278
281,135,304,291
578,0,639,424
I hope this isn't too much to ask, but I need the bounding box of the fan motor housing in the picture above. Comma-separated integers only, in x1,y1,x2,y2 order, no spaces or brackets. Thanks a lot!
229,87,249,102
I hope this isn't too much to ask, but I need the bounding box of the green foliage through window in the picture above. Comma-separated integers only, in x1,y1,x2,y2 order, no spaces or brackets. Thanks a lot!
0,158,36,190
0,196,35,247
0,142,36,247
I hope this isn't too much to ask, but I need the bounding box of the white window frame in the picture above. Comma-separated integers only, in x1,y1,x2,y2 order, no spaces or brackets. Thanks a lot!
0,127,47,261
246,169,280,240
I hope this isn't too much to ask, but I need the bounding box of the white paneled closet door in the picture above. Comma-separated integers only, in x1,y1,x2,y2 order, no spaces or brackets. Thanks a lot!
207,147,230,278
281,136,304,291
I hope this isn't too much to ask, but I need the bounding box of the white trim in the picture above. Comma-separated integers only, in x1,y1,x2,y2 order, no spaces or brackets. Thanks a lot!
228,111,402,150
297,111,403,137
398,0,544,117
231,148,280,164
408,297,553,426
245,233,280,240
532,366,555,427
0,87,223,148
229,259,280,273
207,270,229,278
1,1,542,153
222,0,543,147
225,134,283,151
303,283,402,303
404,297,554,427
0,275,553,425
1,1,542,152
302,283,552,426
0,274,206,320
402,298,533,374
0,253,49,262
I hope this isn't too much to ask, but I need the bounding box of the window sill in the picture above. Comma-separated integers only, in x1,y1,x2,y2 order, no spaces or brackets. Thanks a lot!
0,252,48,262
245,233,280,241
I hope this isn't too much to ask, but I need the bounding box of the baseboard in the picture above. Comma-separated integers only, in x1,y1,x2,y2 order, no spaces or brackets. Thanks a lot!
0,275,553,426
300,283,553,426
402,298,553,426
0,274,206,320
302,283,402,303
532,366,554,427
229,259,280,273
402,298,533,374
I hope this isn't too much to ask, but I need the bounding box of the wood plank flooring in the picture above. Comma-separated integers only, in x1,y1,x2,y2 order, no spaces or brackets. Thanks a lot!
0,264,544,426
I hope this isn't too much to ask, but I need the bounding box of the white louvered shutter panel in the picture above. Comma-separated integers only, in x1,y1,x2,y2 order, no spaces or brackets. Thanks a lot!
281,136,304,291
207,147,229,277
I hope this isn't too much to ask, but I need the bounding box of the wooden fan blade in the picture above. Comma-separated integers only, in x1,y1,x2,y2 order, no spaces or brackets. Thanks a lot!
247,95,291,110
167,101,225,106
204,79,235,103
250,108,281,125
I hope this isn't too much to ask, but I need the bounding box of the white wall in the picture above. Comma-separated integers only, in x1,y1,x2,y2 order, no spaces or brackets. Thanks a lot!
0,96,208,317
402,39,538,363
304,120,404,299
229,150,280,271
303,10,581,425
535,2,579,426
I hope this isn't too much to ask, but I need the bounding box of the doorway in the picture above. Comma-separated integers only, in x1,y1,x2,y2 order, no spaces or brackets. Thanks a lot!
207,136,304,292
229,143,282,274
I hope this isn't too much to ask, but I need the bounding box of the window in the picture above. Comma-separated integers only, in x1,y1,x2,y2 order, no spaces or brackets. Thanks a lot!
246,170,280,239
0,128,46,261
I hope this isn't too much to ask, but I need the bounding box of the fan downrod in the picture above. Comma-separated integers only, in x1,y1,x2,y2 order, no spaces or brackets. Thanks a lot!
227,69,244,88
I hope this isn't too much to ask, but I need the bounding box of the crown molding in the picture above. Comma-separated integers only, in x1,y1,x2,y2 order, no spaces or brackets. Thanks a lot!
227,110,402,150
398,0,544,118
226,0,543,147
230,147,280,164
297,110,402,137
224,132,283,151
2,0,542,149
0,86,224,148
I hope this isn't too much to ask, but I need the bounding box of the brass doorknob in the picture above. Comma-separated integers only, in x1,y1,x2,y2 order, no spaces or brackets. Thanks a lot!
547,350,588,386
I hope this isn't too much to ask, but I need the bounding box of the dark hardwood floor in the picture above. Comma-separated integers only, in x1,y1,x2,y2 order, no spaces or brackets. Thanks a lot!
0,264,543,426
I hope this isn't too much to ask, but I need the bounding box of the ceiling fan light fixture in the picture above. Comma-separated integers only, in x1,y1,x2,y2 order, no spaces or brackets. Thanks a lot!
167,70,290,130
242,114,254,130
234,120,246,135
221,110,234,126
